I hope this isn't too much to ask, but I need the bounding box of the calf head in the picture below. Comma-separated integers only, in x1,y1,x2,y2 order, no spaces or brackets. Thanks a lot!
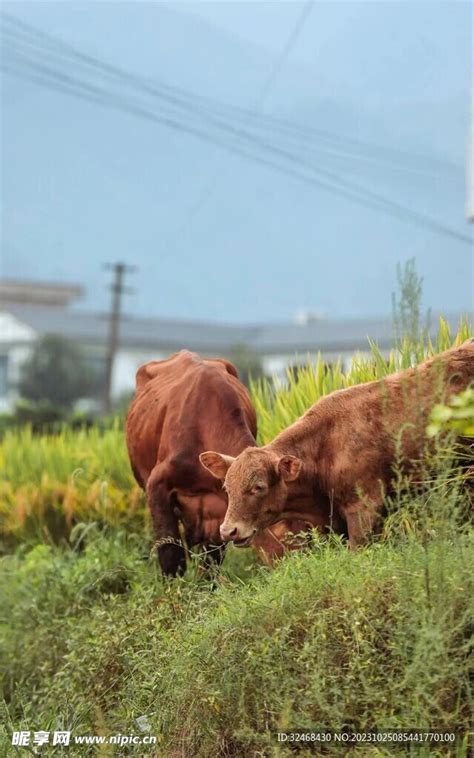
199,447,302,547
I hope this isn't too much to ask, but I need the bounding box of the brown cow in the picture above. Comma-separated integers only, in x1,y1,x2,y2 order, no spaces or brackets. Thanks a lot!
200,339,474,549
125,350,318,576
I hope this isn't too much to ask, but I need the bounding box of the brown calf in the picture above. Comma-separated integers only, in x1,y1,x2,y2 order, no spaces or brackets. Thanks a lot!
200,339,474,549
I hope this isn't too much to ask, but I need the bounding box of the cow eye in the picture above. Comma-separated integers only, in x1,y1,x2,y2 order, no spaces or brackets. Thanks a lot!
251,483,266,495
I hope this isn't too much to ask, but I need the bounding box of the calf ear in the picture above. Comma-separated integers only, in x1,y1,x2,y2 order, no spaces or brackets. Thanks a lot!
199,452,236,480
277,455,302,482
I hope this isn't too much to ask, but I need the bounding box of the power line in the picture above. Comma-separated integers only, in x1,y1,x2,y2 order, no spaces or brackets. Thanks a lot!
171,0,315,248
2,52,440,223
1,14,472,245
256,0,314,106
4,44,471,245
2,12,457,175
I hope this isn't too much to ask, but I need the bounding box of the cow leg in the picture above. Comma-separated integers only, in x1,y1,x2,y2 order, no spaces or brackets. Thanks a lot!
146,476,186,577
343,498,383,548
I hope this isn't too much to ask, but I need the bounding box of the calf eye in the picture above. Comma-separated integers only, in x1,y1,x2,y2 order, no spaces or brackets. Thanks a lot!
250,484,266,495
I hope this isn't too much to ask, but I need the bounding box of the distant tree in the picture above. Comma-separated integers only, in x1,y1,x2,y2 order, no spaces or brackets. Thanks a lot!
392,258,431,346
227,344,265,387
18,334,93,409
111,391,134,420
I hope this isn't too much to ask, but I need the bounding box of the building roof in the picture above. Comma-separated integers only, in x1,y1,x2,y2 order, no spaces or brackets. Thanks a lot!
2,304,472,356
0,279,83,307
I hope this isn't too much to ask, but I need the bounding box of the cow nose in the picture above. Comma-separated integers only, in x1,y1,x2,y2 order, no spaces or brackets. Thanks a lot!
220,524,238,541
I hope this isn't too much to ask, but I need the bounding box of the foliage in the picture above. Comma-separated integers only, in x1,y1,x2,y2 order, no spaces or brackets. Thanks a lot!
391,257,430,348
12,398,66,430
0,318,471,550
18,334,95,409
109,390,134,419
1,495,472,756
427,386,474,438
1,317,473,755
227,343,266,387
0,422,145,552
251,316,472,444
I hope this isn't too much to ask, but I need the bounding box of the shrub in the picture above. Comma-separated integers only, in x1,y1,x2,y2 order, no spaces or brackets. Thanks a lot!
1,519,472,756
0,318,471,549
1,318,473,756
18,334,95,409
427,387,474,438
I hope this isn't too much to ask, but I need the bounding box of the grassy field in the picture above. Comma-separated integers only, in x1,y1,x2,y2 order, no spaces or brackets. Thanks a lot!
0,317,470,550
1,318,473,756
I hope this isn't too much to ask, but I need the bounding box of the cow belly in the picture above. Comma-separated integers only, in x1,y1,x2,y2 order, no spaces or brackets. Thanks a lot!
175,491,227,545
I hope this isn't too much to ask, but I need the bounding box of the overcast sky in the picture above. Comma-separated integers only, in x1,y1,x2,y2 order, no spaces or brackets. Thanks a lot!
1,1,473,323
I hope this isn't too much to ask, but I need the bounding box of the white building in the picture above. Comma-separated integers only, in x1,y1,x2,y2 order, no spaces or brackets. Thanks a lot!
0,279,471,412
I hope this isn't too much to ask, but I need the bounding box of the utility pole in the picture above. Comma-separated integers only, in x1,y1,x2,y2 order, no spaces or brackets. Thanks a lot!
102,262,136,414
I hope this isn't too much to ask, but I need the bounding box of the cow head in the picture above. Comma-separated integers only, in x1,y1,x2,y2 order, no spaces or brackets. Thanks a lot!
199,447,302,547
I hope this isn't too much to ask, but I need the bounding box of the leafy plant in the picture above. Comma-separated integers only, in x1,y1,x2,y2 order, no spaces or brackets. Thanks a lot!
227,343,266,387
251,316,472,444
391,257,431,349
1,318,471,548
1,316,473,756
1,519,472,756
18,334,95,409
427,386,474,437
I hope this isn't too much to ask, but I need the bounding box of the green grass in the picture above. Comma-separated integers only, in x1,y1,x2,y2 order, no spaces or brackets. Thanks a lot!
0,316,471,550
251,316,472,443
1,521,472,756
1,316,473,755
0,422,146,551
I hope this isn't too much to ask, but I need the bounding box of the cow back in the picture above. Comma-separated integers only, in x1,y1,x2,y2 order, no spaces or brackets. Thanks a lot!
125,350,256,490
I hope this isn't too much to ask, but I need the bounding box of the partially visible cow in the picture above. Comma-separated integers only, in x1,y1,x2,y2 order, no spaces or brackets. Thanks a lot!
125,351,322,576
200,339,474,549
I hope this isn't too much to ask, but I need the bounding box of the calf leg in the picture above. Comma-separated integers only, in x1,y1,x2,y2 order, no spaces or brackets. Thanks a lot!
146,474,186,577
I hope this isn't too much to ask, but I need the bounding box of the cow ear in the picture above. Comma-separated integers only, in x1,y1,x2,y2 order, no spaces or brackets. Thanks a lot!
277,455,302,482
199,452,236,480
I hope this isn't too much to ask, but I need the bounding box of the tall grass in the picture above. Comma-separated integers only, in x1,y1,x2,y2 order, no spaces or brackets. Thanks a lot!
0,422,145,550
1,514,472,755
251,316,472,444
1,316,473,755
0,317,471,549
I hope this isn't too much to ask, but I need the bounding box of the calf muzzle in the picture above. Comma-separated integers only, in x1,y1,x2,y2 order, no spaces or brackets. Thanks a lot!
220,522,256,547
220,524,238,541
